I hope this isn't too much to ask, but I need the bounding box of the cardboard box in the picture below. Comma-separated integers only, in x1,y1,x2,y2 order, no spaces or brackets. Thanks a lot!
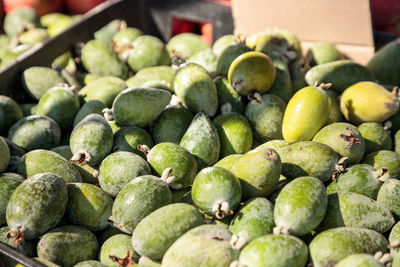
231,0,375,64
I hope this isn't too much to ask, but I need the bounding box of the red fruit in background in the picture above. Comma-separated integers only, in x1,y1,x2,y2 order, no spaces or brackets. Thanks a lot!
4,0,63,16
66,0,105,14
200,22,213,44
371,0,400,34
172,17,197,36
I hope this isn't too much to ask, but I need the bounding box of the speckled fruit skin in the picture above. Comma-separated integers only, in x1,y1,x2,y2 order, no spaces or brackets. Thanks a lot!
335,254,384,267
131,203,204,260
147,142,197,189
180,113,220,170
245,94,286,142
18,149,82,183
214,154,243,172
362,150,400,179
0,173,24,226
358,122,392,154
282,86,330,143
111,175,171,234
66,183,113,232
139,256,160,267
99,234,139,267
231,147,281,200
6,173,67,241
173,63,218,117
0,95,23,135
112,87,171,127
8,115,61,151
126,66,174,92
112,27,142,50
215,77,245,114
0,137,10,173
212,34,235,57
267,54,293,102
22,67,65,100
37,225,98,267
166,33,211,59
98,151,151,197
274,177,327,236
309,42,342,65
162,224,238,267
235,234,308,267
70,114,113,165
389,221,400,257
73,100,106,127
309,227,388,267
0,226,34,266
74,260,107,267
188,49,217,76
216,44,252,77
255,139,289,155
377,179,400,218
113,127,153,158
326,90,344,124
313,122,365,164
191,167,241,217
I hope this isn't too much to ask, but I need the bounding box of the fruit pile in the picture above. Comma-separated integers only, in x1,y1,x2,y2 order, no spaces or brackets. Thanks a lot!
0,17,400,267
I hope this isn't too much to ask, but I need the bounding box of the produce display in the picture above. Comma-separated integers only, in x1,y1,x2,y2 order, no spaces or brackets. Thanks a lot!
0,10,399,267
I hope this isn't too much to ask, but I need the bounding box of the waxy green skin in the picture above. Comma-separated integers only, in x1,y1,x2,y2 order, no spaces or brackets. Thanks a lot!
150,105,194,144
327,164,383,199
395,130,400,154
274,176,327,236
99,151,151,197
215,77,245,114
377,179,400,218
229,197,274,242
188,49,217,76
305,60,376,93
309,42,342,65
358,122,392,155
18,28,48,45
326,90,344,124
113,127,153,158
127,35,170,72
18,149,82,183
78,77,127,108
212,34,236,57
66,183,113,231
37,225,98,267
389,221,400,257
139,256,161,267
0,137,10,173
335,254,384,267
166,33,211,59
8,115,61,151
180,113,220,170
70,114,113,165
93,19,123,47
362,150,400,179
100,234,139,267
73,100,107,127
173,63,218,117
0,226,34,266
192,167,242,216
74,261,107,267
37,87,81,130
22,67,65,100
214,154,243,171
0,173,24,226
2,137,26,157
162,224,238,267
216,44,252,77
237,234,308,267
213,113,253,157
126,66,174,92
313,122,365,164
245,94,286,142
309,227,388,267
147,142,197,189
0,96,23,135
113,88,171,127
255,139,289,155
111,175,171,234
280,141,339,182
97,226,124,246
112,27,142,51
81,40,128,79
6,173,67,241
4,7,39,36
267,54,293,102
132,203,204,260
231,147,281,200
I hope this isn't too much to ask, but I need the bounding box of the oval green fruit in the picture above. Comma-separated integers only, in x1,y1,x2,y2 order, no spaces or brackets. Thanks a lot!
99,234,139,267
22,67,65,100
362,150,400,179
377,179,400,218
73,100,107,127
0,95,23,135
166,33,210,59
113,127,153,158
0,137,10,173
358,122,392,154
335,254,385,267
0,173,24,226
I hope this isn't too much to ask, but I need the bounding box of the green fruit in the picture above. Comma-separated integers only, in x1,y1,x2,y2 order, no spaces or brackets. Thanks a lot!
289,60,308,92
214,154,243,171
131,203,204,260
167,33,210,59
127,35,170,72
37,225,98,267
18,149,82,183
180,113,220,170
274,176,327,236
22,67,65,100
98,151,151,197
228,51,276,96
74,261,106,267
94,19,124,47
326,90,344,124
216,43,252,77
70,114,113,165
78,76,127,108
139,257,160,267
66,183,113,231
8,115,61,151
0,226,34,266
305,60,375,93
150,105,193,144
51,145,73,159
233,234,308,267
309,42,342,65
147,142,197,189
192,167,241,219
389,221,400,257
73,100,107,127
41,13,70,27
112,88,171,127
212,34,236,57
267,54,293,102
0,173,24,225
112,27,142,51
19,103,37,117
188,49,217,76
395,130,400,154
162,224,238,267
6,173,67,242
335,254,385,267
47,16,76,37
215,77,245,114
81,40,128,79
362,150,400,179
213,113,253,157
113,127,153,158
97,226,124,246
4,7,39,37
358,122,392,154
1,137,25,157
126,66,174,92
255,139,289,155
0,138,10,173
377,179,400,218
99,234,139,267
245,94,286,142
111,175,171,234
173,63,218,117
309,227,388,267
18,28,48,44
313,122,365,164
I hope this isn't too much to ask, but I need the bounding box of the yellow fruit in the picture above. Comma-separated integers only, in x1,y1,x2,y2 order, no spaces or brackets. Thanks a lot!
340,81,399,124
